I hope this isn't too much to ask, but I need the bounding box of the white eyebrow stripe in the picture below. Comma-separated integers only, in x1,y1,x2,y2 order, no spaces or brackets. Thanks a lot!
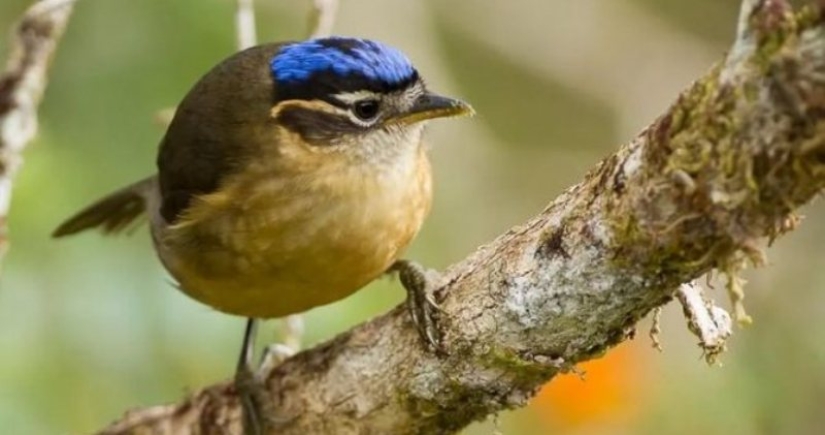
332,90,380,104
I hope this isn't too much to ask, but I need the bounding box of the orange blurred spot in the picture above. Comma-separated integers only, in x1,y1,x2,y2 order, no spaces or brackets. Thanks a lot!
530,341,648,429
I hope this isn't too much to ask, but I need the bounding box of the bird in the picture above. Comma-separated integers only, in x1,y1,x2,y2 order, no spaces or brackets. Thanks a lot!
52,36,473,433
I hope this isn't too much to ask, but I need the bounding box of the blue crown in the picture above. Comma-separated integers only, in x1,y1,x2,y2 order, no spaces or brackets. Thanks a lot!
271,37,416,86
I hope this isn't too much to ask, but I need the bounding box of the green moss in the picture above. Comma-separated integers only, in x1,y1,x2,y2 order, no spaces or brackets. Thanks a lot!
793,5,823,35
606,62,743,272
482,347,556,381
603,4,825,327
749,6,825,74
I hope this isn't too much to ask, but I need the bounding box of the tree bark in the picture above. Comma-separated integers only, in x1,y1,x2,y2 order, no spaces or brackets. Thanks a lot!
0,0,74,266
85,0,825,434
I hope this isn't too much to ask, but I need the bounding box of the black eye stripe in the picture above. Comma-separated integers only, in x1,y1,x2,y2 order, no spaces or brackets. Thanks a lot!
275,106,364,146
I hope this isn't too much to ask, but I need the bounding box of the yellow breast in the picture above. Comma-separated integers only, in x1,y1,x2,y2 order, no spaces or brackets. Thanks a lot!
155,142,432,318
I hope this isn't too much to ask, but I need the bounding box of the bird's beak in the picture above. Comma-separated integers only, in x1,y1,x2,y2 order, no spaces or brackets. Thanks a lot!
391,93,474,125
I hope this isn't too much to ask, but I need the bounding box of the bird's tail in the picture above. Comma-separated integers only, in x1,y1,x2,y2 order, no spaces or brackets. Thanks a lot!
53,177,156,238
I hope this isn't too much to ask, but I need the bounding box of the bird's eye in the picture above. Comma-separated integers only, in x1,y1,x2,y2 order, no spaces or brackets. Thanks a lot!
352,100,380,121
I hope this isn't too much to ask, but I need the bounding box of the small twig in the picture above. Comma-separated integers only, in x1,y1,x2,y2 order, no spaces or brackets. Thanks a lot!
490,413,503,435
676,282,733,365
234,0,257,50
280,314,304,350
153,107,176,127
649,307,663,351
0,0,75,267
306,0,339,39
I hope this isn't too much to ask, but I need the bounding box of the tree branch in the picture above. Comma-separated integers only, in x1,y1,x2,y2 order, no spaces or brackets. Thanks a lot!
306,0,339,39
96,1,825,434
675,282,732,364
0,0,74,267
234,0,257,51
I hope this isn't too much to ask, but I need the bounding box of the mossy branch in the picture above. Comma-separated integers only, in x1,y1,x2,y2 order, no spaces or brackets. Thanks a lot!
96,1,825,434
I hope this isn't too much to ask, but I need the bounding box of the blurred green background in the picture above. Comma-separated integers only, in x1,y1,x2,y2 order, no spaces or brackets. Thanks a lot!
1,0,824,434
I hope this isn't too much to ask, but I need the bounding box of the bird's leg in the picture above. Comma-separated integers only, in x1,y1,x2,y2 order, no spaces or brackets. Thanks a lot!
390,259,445,354
235,318,272,435
235,319,299,435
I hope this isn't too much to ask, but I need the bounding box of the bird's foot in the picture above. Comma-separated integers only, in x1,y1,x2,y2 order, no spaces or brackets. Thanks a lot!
235,363,273,435
235,319,296,435
390,259,446,354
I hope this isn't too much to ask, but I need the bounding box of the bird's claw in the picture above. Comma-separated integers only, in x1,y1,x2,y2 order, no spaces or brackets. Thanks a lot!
392,260,446,354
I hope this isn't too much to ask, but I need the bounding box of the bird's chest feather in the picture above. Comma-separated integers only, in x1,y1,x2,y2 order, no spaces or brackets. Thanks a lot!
159,145,432,317
231,152,431,270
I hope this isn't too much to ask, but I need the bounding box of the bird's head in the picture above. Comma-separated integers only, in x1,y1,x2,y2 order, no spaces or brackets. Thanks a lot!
268,37,473,162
